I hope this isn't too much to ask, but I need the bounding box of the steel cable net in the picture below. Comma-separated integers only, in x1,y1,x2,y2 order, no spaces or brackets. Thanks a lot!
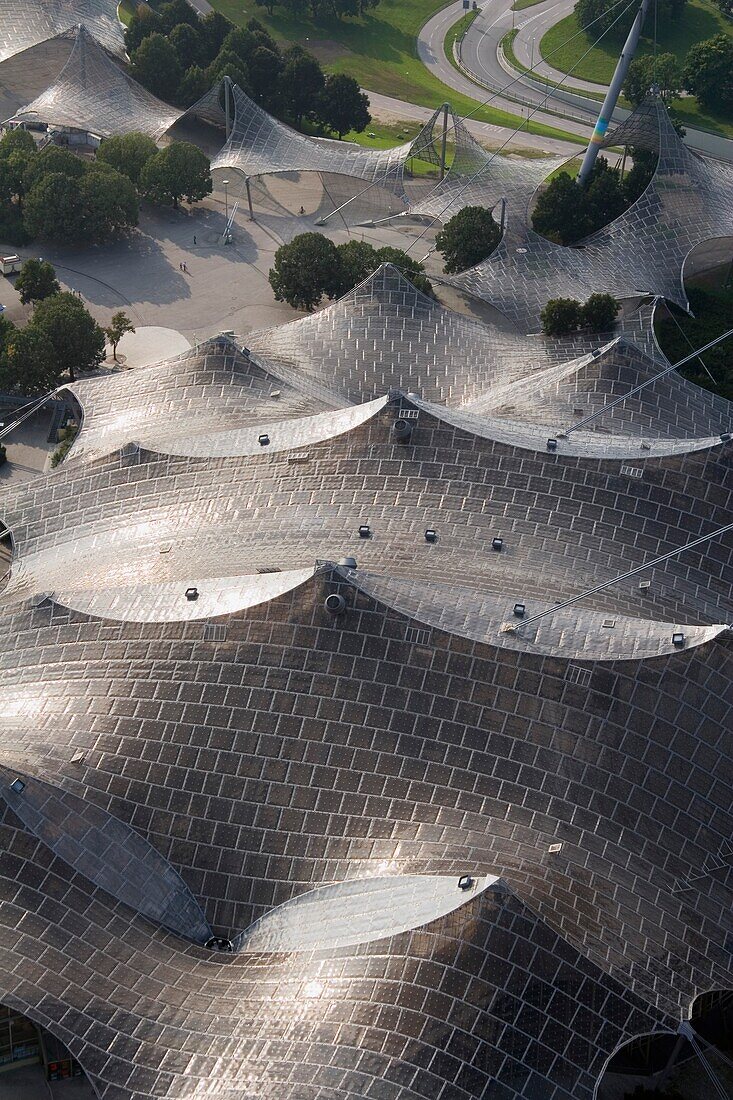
7,25,183,141
448,95,733,332
410,112,566,222
0,0,124,64
211,81,453,203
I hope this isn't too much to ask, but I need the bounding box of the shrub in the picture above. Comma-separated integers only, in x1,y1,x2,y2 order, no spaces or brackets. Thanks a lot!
50,425,79,468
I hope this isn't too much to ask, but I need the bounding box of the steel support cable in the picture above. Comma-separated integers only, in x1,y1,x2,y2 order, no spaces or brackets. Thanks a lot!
678,1024,729,1100
559,326,733,435
0,389,62,443
665,299,717,384
504,519,733,634
317,0,637,226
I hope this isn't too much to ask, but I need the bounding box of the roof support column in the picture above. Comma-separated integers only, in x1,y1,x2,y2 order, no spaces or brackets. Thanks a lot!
578,0,651,187
439,103,449,181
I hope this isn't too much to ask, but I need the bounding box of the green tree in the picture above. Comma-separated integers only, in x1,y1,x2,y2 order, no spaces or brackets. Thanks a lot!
97,132,158,186
14,259,60,304
23,146,85,194
178,65,212,107
247,46,284,110
79,166,139,240
541,298,583,336
575,0,685,38
623,146,657,203
130,33,183,102
683,34,733,111
335,239,379,290
581,292,619,331
583,160,628,233
532,172,591,244
158,0,199,33
332,240,432,296
281,46,325,126
31,293,105,382
532,160,629,244
124,6,163,54
435,206,501,274
104,311,136,360
211,61,252,100
170,22,205,71
624,53,683,106
201,11,232,59
269,233,343,310
0,127,36,204
0,313,16,357
317,74,371,139
23,173,84,242
0,325,62,395
371,246,432,296
0,127,35,160
140,142,212,207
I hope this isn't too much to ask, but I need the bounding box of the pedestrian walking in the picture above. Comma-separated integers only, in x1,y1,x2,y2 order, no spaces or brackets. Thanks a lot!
193,235,197,245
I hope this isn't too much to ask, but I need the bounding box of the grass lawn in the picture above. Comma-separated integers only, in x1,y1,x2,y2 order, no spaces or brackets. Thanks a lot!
511,0,546,10
502,28,607,101
340,119,448,175
539,0,733,135
117,0,136,26
208,0,583,144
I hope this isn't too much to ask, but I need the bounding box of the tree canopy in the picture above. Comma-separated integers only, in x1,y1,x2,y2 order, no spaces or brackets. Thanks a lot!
623,53,683,106
435,206,502,274
140,142,212,207
269,233,432,310
15,260,60,305
574,0,686,39
269,233,345,310
31,293,105,383
130,33,183,102
540,293,620,336
105,311,136,360
683,34,733,112
97,133,158,185
532,156,655,245
317,74,371,139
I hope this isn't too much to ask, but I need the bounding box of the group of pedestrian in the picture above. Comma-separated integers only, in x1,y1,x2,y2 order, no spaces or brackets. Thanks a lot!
179,261,188,273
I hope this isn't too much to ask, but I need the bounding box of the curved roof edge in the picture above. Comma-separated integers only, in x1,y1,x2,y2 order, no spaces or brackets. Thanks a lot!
48,566,319,624
339,567,731,662
409,394,732,460
234,873,500,954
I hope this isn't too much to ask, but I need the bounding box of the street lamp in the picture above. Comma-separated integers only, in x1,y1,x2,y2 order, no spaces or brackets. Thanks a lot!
222,179,229,224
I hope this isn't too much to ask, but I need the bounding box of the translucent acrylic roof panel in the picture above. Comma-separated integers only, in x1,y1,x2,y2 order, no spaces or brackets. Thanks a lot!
246,262,610,407
0,0,124,64
211,81,450,197
448,95,733,332
409,112,566,223
8,25,182,140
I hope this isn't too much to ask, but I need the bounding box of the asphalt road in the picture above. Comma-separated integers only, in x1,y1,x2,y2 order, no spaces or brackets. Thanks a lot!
416,0,592,149
418,0,733,161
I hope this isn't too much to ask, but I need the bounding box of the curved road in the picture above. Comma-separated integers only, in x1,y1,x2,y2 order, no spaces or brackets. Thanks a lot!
417,0,733,160
416,0,593,149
